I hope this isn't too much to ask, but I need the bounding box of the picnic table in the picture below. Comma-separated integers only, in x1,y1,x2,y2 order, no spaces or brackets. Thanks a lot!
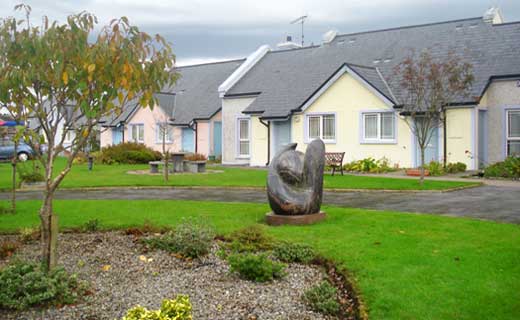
149,152,187,173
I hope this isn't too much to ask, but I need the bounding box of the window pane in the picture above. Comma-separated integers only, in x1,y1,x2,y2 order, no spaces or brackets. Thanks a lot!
508,141,520,157
364,114,378,139
139,125,144,141
323,115,335,140
308,116,320,139
239,141,249,155
239,119,249,140
166,127,173,142
132,126,137,141
508,111,520,138
381,113,395,139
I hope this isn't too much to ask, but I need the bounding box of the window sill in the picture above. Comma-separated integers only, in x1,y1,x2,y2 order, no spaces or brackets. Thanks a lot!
360,139,397,145
236,155,250,159
304,139,336,144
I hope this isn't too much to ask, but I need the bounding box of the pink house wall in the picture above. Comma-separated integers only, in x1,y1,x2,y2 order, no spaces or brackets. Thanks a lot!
100,127,112,148
100,109,222,157
195,111,222,156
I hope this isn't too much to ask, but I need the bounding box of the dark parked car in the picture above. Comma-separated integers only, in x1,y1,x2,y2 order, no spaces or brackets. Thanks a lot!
0,140,35,161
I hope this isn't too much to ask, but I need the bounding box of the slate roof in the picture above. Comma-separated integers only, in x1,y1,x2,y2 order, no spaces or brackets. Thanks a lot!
169,59,245,125
226,17,520,118
102,59,244,127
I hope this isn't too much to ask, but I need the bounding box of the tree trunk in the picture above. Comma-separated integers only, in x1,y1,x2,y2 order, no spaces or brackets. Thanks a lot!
39,188,58,271
419,148,425,186
11,141,18,213
443,110,447,169
163,135,169,182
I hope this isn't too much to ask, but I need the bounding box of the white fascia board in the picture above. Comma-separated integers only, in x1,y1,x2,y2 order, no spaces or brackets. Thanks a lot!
218,45,271,98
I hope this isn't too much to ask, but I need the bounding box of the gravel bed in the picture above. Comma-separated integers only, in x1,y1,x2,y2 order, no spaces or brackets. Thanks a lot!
0,232,332,320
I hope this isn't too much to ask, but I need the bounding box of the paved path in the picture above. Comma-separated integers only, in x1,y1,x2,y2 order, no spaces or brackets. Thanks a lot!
2,185,519,223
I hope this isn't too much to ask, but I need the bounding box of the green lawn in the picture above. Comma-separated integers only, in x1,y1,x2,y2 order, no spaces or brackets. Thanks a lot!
0,200,518,320
0,158,479,191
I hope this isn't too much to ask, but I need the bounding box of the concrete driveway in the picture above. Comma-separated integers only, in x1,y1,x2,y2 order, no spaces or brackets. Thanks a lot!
2,184,519,223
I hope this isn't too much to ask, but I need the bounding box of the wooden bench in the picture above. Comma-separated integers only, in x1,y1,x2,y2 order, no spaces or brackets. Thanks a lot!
325,152,345,176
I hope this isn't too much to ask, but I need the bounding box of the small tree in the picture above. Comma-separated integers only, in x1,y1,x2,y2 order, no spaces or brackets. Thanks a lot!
394,51,473,184
153,111,173,182
0,5,177,270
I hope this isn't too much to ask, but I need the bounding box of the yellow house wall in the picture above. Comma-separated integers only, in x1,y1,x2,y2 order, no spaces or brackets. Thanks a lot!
250,115,268,166
290,73,413,168
445,108,475,169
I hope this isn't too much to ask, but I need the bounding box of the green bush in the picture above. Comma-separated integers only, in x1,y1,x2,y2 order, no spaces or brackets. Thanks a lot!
142,219,214,258
0,261,86,310
445,162,467,173
484,156,520,179
303,281,340,315
273,242,315,264
18,161,45,183
83,219,100,232
343,157,395,173
121,295,192,320
19,227,40,244
0,241,19,259
224,225,273,253
97,142,161,164
227,253,286,282
425,161,444,176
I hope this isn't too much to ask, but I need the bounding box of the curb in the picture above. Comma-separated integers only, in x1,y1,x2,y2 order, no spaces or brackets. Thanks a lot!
10,182,483,194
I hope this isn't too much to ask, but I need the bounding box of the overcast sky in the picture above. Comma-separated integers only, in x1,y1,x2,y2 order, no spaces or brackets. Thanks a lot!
2,0,519,65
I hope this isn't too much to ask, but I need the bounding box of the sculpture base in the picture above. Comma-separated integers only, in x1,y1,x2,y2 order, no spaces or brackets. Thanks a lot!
265,211,326,226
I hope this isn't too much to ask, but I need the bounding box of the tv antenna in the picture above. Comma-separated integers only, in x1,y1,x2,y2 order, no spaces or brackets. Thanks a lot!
290,15,308,46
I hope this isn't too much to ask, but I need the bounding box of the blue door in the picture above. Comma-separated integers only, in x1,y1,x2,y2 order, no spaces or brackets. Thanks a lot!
213,121,222,157
415,121,439,166
182,128,195,152
272,120,292,157
112,128,123,145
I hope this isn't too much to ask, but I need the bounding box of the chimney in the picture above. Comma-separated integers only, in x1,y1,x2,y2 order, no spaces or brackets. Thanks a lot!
322,29,338,45
483,6,504,25
276,35,302,50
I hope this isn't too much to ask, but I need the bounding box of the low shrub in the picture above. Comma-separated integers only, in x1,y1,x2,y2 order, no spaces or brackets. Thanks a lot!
484,157,520,179
273,242,315,264
142,219,214,258
343,157,395,173
303,281,340,316
0,261,86,310
424,161,444,176
446,162,467,173
224,225,274,253
18,162,45,183
0,241,19,259
83,219,100,232
227,253,286,282
184,153,207,161
97,142,161,165
72,151,88,165
120,295,192,320
19,227,40,243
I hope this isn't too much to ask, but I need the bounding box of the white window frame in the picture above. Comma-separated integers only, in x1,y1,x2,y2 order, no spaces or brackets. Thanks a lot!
155,122,173,144
360,111,397,144
506,109,520,157
236,116,251,158
304,112,336,144
129,123,144,143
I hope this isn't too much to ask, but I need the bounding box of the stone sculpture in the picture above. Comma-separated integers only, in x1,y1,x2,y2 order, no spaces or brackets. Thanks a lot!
266,140,326,224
